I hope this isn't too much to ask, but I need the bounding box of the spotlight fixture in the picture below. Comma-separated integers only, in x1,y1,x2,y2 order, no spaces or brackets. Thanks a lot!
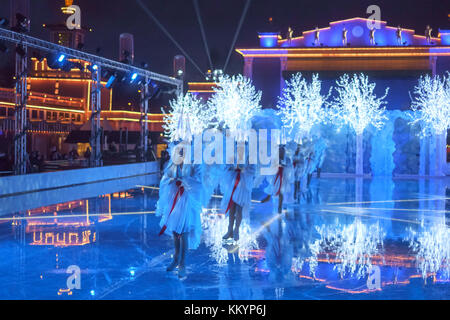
130,72,138,83
46,53,70,70
105,74,117,89
87,64,98,73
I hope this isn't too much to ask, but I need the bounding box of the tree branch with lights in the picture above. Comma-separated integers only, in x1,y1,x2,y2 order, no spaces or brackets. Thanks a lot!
207,74,262,141
330,73,389,175
162,92,215,142
277,73,330,142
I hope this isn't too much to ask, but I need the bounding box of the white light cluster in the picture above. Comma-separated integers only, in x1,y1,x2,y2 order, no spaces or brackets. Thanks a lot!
208,74,262,141
407,220,450,279
410,73,450,136
162,93,215,142
330,73,389,135
314,218,385,279
200,208,258,265
277,73,330,142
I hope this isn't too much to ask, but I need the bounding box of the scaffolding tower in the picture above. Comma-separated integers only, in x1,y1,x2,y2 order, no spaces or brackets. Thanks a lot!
14,44,28,175
0,28,183,174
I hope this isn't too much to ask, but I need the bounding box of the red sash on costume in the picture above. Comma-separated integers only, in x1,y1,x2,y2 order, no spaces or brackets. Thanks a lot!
225,168,241,214
274,166,284,196
159,180,184,236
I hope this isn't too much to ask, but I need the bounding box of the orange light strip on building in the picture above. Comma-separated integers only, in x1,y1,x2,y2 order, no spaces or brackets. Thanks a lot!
279,36,304,43
0,101,85,113
329,17,387,25
106,110,165,116
237,46,450,53
258,34,282,39
104,117,164,123
302,27,331,34
413,34,441,41
236,52,450,58
236,47,450,58
28,77,108,85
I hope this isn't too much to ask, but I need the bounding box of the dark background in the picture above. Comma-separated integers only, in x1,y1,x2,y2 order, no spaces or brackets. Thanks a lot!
0,0,449,82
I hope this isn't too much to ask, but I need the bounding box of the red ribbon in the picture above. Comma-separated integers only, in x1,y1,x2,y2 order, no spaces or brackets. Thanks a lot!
225,168,241,214
159,180,184,236
274,166,284,196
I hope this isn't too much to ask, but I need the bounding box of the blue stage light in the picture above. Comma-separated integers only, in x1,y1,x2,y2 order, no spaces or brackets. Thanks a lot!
105,74,117,89
130,72,138,83
57,54,66,62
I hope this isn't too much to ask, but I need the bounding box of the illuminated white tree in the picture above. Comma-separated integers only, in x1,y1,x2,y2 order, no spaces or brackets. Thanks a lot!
410,73,450,176
207,74,262,141
411,73,450,136
162,93,215,142
330,73,389,175
277,73,330,142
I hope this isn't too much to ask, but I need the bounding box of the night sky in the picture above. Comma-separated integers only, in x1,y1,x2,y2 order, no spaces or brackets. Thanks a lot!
0,0,449,82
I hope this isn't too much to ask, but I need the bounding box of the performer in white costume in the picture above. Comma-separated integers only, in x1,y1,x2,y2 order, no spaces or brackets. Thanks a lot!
261,145,295,213
293,143,305,200
155,147,202,279
221,146,256,241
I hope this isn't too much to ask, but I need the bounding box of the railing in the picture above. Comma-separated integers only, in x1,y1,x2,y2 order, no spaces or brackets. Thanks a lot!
0,88,84,109
0,119,75,134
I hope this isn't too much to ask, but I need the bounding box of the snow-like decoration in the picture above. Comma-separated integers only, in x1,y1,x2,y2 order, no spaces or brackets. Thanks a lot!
201,208,258,265
208,74,262,141
314,218,385,278
410,73,450,136
407,220,450,279
277,73,330,142
330,73,389,135
162,93,215,142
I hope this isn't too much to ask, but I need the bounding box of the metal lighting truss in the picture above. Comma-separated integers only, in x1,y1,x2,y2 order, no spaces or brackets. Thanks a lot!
0,28,183,173
14,45,27,175
140,76,149,162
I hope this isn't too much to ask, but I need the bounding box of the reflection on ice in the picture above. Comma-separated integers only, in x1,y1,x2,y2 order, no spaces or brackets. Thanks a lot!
292,218,386,279
201,208,258,264
407,219,450,280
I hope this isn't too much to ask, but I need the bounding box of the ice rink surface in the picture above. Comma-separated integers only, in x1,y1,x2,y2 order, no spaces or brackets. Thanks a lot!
0,176,448,300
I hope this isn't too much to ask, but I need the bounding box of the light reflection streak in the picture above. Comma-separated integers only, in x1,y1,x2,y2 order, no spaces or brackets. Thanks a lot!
320,208,421,225
1,211,155,222
326,197,450,206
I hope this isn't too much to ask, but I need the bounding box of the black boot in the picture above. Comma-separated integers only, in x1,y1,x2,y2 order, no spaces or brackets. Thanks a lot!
317,168,321,178
223,209,235,240
278,194,284,214
233,206,242,241
178,233,188,279
167,233,180,272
